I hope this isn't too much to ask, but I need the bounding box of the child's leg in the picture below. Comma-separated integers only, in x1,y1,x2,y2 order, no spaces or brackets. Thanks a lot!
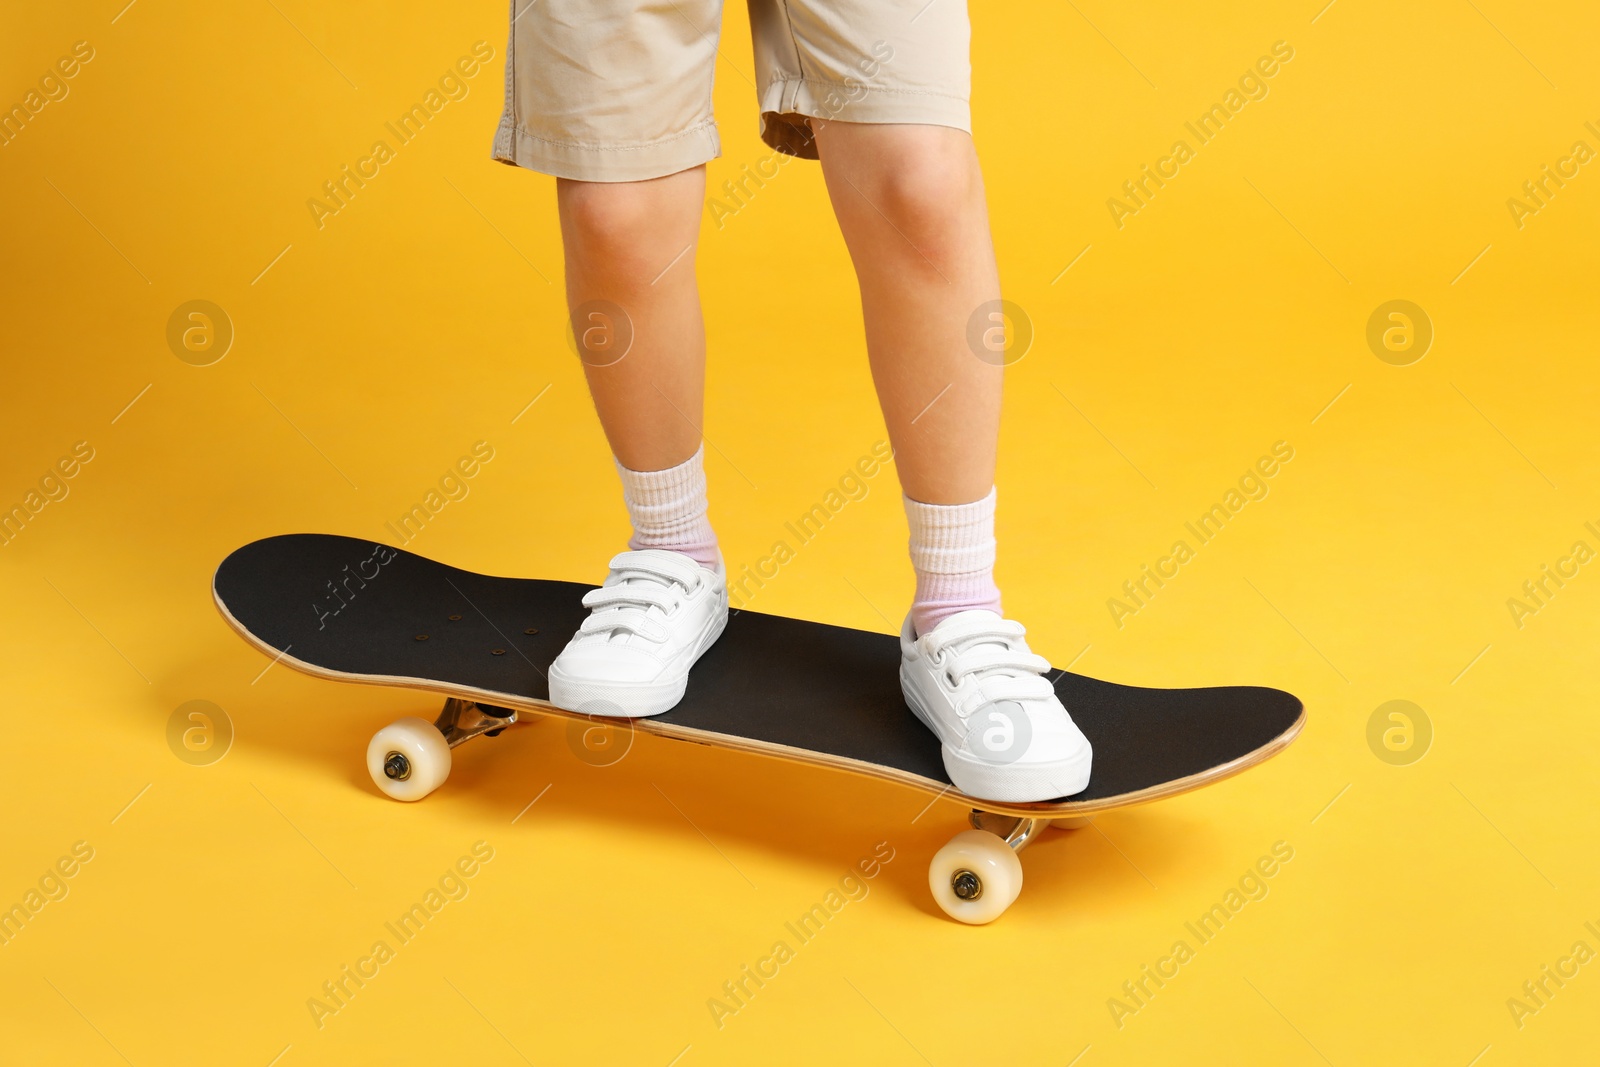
499,2,729,717
812,123,1001,504
557,168,719,570
546,168,727,716
557,167,708,475
813,122,1004,634
814,120,1091,800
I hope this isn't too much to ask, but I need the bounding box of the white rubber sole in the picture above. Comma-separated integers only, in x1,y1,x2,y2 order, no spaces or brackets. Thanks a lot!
548,607,727,719
940,741,1092,803
901,668,1093,803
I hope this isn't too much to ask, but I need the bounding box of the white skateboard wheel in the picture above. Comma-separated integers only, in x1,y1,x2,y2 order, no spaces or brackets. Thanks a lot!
928,829,1023,924
367,717,451,801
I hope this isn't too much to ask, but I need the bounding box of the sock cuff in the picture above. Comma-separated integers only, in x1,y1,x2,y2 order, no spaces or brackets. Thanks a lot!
614,444,720,570
903,487,997,576
615,444,707,511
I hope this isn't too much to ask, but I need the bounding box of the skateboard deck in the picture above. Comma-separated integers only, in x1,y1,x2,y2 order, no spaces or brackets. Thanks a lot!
213,534,1304,819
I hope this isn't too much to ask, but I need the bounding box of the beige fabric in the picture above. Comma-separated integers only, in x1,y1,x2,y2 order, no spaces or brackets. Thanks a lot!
492,0,971,182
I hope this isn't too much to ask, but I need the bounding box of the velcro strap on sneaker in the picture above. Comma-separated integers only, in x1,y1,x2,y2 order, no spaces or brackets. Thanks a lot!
947,647,1052,682
577,610,669,643
959,673,1056,710
606,549,703,590
580,584,679,614
923,616,1026,658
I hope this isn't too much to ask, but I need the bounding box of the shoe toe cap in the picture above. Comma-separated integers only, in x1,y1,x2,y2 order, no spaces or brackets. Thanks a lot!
959,697,1091,768
553,642,669,685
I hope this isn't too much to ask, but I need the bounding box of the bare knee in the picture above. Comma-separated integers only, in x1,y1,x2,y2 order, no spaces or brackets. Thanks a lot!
559,173,701,281
560,181,654,255
847,135,982,265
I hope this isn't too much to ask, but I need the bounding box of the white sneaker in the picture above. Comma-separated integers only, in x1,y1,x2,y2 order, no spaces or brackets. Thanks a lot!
548,549,728,718
899,610,1092,802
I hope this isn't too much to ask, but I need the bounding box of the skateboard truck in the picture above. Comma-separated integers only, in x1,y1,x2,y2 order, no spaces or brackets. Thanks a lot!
431,697,519,749
969,810,1046,851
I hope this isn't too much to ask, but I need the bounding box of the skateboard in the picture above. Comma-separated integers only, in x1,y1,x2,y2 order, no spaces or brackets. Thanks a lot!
213,533,1305,923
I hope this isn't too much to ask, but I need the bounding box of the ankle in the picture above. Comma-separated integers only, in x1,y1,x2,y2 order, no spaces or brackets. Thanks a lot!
904,488,1001,638
911,591,1002,639
616,445,721,572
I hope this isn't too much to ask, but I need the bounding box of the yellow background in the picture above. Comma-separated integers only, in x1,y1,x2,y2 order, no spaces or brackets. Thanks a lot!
3,0,1598,1063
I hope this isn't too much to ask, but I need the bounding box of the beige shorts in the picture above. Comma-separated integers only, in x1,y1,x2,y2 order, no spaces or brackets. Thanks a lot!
491,0,971,182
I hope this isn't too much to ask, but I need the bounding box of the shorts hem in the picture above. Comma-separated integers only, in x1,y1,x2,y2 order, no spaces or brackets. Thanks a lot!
757,78,971,159
491,119,722,182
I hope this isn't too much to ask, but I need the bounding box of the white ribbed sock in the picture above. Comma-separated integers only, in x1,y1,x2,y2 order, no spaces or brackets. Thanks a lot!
615,444,720,571
904,488,1003,637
